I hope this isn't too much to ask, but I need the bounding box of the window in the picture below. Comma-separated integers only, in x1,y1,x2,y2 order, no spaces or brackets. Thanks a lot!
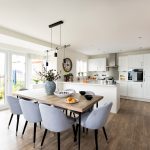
31,58,43,84
12,54,26,92
76,60,87,76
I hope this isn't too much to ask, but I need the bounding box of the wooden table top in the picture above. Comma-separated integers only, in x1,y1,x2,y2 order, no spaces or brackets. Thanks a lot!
14,89,103,113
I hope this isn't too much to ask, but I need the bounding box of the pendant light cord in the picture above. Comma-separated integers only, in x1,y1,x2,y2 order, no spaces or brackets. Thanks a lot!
60,24,61,48
51,28,53,51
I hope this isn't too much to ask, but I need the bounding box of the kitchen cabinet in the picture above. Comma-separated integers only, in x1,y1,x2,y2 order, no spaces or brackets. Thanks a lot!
127,82,143,98
118,56,128,71
144,54,150,73
88,58,106,72
143,76,150,99
119,81,128,96
128,54,143,69
88,59,97,71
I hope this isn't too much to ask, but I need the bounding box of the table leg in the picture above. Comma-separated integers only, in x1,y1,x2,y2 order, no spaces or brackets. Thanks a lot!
78,112,81,150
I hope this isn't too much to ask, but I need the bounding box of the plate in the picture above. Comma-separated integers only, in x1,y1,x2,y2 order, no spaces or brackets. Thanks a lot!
65,97,79,104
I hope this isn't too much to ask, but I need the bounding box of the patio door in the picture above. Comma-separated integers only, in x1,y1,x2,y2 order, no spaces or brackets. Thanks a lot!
11,54,26,92
0,52,6,108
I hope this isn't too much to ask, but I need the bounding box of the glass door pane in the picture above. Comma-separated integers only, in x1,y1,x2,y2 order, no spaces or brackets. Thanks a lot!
12,54,26,92
0,53,5,105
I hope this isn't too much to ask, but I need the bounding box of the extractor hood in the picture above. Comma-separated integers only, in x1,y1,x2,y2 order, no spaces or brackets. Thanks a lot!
106,53,118,68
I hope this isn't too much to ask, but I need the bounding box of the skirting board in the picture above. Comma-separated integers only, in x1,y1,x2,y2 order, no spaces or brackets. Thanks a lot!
120,96,150,102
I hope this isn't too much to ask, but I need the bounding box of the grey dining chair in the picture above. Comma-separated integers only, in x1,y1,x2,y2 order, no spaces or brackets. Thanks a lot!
76,101,113,150
39,104,76,150
7,96,22,136
19,99,42,147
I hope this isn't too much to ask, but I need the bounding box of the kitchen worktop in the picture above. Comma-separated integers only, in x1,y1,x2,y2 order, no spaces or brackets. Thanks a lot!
57,81,118,87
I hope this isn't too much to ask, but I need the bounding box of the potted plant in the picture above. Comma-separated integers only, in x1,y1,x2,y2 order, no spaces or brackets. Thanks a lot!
38,66,61,95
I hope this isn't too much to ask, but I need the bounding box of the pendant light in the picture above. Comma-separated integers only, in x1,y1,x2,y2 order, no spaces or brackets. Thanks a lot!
49,21,64,58
46,50,49,66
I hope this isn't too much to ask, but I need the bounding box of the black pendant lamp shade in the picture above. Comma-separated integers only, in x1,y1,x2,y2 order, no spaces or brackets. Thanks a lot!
54,52,57,57
46,50,49,66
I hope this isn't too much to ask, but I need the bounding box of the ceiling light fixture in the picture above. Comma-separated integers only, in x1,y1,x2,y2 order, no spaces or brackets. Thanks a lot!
46,50,49,67
49,21,64,58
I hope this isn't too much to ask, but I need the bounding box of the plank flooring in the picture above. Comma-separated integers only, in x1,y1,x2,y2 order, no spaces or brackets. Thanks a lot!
0,99,150,150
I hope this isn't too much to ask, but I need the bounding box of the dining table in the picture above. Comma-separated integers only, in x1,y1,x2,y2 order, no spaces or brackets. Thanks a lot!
14,89,103,150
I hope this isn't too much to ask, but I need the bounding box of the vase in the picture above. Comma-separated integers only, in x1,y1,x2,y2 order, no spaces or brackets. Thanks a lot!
45,81,56,95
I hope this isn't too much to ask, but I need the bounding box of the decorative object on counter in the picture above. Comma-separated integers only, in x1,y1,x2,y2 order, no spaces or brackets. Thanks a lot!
62,58,72,72
84,95,93,100
64,73,73,82
33,78,40,84
38,66,61,95
79,91,86,95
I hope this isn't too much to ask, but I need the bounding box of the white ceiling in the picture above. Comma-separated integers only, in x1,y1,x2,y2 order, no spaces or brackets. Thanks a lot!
0,0,150,55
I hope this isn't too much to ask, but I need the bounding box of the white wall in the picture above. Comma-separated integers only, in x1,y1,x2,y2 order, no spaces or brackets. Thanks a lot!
57,48,88,79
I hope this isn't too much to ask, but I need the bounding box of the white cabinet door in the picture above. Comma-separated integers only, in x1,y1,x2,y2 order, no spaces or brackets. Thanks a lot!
97,58,106,71
128,54,143,69
118,56,128,71
88,59,97,71
88,58,106,72
143,76,150,99
119,81,128,96
144,54,150,73
128,82,143,98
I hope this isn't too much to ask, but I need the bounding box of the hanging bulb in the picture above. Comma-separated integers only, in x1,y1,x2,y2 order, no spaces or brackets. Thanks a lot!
46,61,48,66
54,52,57,57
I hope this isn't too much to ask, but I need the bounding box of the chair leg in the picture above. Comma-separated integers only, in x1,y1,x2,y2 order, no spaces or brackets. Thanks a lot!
94,129,98,150
83,127,85,133
74,124,79,142
70,111,72,117
65,110,68,116
39,122,41,128
16,115,20,136
33,123,37,148
86,128,88,134
8,114,13,129
22,121,28,137
57,132,60,150
41,129,47,147
72,124,76,142
102,127,108,141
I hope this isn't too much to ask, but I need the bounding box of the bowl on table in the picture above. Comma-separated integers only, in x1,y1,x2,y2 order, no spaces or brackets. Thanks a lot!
84,95,93,100
64,89,75,96
54,91,71,98
79,91,86,95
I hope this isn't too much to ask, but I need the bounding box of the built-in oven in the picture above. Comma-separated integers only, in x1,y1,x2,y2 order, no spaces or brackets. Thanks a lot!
128,69,143,82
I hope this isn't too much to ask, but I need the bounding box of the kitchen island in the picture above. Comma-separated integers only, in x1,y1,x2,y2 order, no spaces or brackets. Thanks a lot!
56,81,120,113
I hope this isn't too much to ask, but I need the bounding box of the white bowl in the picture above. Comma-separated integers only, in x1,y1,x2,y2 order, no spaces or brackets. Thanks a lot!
54,91,71,98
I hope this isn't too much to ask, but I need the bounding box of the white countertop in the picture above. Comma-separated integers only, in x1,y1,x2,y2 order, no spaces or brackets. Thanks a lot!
57,81,118,87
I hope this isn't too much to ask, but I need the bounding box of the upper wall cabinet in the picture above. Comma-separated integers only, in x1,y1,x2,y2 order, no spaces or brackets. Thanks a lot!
88,58,106,72
118,56,128,71
144,54,150,73
128,54,143,69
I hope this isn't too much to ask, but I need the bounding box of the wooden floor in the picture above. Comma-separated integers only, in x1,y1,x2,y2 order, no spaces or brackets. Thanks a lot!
1,99,150,150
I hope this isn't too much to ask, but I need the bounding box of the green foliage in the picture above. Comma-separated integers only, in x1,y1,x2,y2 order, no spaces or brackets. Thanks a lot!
38,66,61,81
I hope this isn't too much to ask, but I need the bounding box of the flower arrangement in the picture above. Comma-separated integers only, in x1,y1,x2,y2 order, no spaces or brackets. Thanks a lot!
38,66,61,81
